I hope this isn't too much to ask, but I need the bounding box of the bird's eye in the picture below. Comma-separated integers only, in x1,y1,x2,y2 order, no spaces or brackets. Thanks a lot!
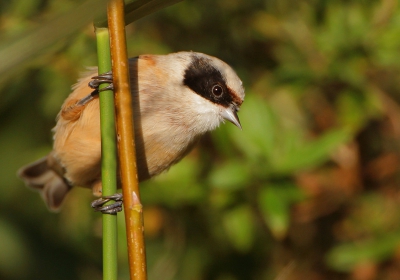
212,84,223,97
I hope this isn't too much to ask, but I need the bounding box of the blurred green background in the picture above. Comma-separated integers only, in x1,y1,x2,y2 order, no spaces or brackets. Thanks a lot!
1,0,400,279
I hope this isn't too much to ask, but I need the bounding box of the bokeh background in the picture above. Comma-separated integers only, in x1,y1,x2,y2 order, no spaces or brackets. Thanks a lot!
1,0,400,279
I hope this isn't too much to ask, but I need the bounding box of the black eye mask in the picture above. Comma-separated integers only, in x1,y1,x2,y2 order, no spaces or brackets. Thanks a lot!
183,55,235,108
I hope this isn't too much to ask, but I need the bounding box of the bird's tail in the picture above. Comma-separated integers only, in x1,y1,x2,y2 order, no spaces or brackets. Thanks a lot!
17,156,71,211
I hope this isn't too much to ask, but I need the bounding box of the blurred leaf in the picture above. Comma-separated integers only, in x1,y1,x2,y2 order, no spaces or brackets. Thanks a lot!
0,0,107,84
231,91,351,175
272,128,352,174
337,90,370,130
337,89,383,131
229,93,278,163
94,0,183,27
208,160,251,190
326,231,400,272
209,189,236,210
222,205,255,252
140,157,205,207
258,183,304,239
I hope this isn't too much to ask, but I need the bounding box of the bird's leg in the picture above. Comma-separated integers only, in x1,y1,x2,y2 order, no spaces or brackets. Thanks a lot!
91,193,123,214
62,72,114,120
75,89,101,106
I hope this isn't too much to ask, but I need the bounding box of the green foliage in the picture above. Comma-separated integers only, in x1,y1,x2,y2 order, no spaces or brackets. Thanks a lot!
326,231,400,272
259,183,304,239
1,0,400,279
222,205,256,252
0,0,108,83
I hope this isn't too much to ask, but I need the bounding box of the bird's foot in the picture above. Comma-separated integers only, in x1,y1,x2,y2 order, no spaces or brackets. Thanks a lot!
75,71,114,106
88,71,114,92
91,193,123,214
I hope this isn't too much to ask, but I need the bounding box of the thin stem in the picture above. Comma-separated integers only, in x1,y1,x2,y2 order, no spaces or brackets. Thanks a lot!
107,0,147,279
96,27,118,280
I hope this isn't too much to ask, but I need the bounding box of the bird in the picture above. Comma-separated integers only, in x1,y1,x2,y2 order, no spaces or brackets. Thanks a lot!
17,51,245,211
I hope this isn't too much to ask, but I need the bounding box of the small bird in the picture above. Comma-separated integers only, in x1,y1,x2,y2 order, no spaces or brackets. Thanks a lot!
18,52,245,211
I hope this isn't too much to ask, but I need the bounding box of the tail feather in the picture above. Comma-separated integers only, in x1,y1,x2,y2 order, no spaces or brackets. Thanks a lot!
18,156,71,211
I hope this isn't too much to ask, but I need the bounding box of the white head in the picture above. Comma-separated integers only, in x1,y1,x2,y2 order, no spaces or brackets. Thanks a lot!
148,52,245,133
180,52,244,130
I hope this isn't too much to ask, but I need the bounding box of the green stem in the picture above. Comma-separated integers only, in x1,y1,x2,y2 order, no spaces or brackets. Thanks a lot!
96,27,118,280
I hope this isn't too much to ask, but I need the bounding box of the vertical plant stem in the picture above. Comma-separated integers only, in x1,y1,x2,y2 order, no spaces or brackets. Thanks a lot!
107,0,147,279
96,27,118,280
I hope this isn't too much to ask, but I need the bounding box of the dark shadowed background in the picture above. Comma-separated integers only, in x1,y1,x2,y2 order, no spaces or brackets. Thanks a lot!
1,0,400,279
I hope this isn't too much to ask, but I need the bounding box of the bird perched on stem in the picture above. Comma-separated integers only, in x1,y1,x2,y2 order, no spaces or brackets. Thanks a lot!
18,52,245,211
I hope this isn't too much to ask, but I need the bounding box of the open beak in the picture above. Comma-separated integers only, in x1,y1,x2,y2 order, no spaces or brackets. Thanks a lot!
221,106,242,129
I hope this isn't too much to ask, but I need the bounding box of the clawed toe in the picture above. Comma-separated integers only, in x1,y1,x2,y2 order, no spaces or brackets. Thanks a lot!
88,71,114,92
91,193,123,214
76,71,114,107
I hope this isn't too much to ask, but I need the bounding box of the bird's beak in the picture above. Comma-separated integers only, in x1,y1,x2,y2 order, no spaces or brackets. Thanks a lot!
221,106,242,129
